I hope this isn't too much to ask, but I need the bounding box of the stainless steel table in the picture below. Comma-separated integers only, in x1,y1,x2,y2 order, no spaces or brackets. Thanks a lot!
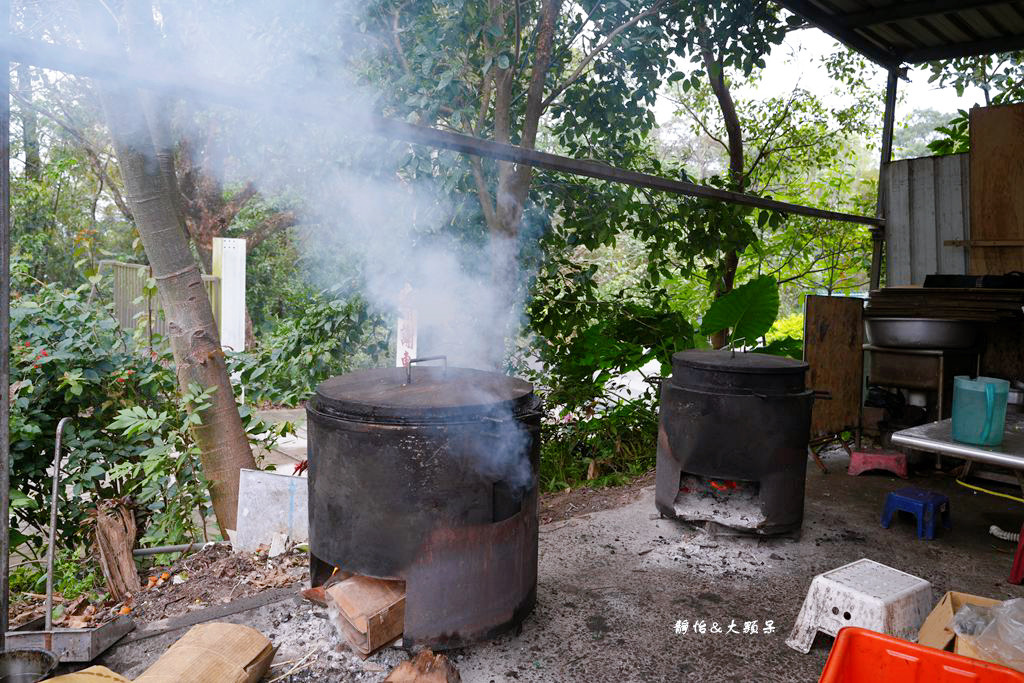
891,413,1024,471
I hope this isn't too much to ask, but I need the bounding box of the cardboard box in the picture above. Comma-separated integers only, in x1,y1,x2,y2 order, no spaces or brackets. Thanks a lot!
918,591,1002,660
134,622,274,683
47,666,131,682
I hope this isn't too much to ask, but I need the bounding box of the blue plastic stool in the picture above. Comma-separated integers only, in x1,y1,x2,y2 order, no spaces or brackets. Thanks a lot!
881,488,952,540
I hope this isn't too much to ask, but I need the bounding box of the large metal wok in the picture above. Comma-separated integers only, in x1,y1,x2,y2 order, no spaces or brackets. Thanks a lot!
864,317,977,349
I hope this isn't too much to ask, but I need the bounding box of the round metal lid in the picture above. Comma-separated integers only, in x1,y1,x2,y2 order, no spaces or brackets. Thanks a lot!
671,350,808,375
311,366,535,423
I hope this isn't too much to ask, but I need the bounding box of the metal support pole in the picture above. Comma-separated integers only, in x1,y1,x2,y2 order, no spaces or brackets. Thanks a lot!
44,418,71,633
872,68,900,290
0,0,11,652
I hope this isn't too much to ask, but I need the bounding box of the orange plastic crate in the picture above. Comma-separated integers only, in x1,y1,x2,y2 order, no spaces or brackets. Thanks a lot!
820,627,1024,682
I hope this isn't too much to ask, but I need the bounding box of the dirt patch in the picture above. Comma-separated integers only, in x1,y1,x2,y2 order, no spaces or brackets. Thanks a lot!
10,475,654,633
130,544,307,622
539,470,654,524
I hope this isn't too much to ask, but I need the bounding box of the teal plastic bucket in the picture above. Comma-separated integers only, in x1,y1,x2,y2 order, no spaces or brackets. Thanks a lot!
952,376,1010,446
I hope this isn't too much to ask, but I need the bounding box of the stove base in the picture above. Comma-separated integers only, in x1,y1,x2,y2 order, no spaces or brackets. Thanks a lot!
309,493,538,651
669,474,765,529
656,446,805,536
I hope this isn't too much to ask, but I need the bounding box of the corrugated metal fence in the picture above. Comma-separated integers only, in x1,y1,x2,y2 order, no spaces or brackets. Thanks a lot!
100,260,220,343
884,153,970,286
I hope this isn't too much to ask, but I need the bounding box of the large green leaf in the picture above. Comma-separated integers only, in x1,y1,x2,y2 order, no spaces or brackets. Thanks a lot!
699,276,780,346
753,335,803,359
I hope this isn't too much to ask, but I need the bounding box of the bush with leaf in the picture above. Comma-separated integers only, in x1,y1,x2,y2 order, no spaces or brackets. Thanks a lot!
9,264,285,562
229,288,390,407
698,275,801,358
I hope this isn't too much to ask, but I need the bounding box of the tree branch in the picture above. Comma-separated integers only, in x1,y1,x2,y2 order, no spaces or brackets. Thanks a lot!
675,98,728,154
11,91,134,221
220,182,258,223
542,0,665,108
389,2,414,76
242,210,298,252
469,155,498,228
700,35,744,191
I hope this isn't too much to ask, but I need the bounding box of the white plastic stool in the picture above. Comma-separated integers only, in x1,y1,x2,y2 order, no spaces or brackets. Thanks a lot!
786,558,933,653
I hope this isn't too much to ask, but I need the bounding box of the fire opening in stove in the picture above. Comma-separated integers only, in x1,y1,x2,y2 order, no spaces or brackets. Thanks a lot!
672,473,766,531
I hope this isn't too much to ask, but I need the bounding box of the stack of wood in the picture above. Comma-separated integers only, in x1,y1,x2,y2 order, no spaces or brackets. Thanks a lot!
322,574,461,681
866,287,1024,321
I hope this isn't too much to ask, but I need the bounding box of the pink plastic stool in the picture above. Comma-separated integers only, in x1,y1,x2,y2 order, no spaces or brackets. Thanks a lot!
848,450,908,478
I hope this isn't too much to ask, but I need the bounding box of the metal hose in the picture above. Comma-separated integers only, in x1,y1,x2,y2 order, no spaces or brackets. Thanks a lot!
989,524,1021,543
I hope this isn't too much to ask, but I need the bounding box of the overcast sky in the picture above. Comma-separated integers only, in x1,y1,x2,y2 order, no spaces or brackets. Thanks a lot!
655,26,989,132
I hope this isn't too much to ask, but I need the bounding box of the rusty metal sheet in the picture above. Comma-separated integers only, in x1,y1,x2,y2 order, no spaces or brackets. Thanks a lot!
5,616,134,662
403,491,538,650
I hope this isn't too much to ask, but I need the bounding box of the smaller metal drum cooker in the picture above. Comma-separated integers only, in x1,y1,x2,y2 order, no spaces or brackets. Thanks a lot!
655,350,814,535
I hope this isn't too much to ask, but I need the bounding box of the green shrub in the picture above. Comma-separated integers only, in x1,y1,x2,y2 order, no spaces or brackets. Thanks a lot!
9,266,284,558
229,288,390,407
540,394,658,492
767,312,804,342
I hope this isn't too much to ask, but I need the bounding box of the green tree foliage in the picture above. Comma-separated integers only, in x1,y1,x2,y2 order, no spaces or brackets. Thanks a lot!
8,0,887,499
926,52,1024,155
229,290,391,407
894,108,957,159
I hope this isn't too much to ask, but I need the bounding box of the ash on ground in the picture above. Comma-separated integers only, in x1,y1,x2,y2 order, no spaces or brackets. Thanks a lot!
263,601,433,681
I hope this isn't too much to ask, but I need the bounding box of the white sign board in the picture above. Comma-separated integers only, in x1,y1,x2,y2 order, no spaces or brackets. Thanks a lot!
212,237,247,352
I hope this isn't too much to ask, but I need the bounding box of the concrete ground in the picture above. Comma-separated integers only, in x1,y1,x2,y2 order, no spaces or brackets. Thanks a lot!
99,448,1024,682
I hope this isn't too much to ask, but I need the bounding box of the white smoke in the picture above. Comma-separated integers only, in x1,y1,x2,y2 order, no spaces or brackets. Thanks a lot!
51,0,537,482
34,0,530,370
155,0,527,371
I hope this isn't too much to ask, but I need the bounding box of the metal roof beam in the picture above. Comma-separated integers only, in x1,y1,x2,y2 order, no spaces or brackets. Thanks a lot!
776,0,903,67
905,33,1024,61
844,0,1013,29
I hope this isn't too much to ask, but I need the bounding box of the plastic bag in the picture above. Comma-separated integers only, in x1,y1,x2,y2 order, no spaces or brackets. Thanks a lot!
952,602,992,636
953,598,1024,671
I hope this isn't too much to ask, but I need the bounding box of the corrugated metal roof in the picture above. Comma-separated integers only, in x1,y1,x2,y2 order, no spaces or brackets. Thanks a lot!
776,0,1024,67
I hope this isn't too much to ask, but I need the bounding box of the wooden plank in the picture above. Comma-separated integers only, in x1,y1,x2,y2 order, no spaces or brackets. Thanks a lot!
326,576,405,656
886,160,912,285
970,103,1024,274
134,623,273,683
961,152,971,246
803,295,864,438
935,154,968,274
909,156,938,283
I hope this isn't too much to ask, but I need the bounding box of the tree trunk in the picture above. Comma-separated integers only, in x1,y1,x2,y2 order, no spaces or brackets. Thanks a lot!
473,0,562,364
702,43,745,349
15,64,40,182
81,2,255,535
99,85,254,534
